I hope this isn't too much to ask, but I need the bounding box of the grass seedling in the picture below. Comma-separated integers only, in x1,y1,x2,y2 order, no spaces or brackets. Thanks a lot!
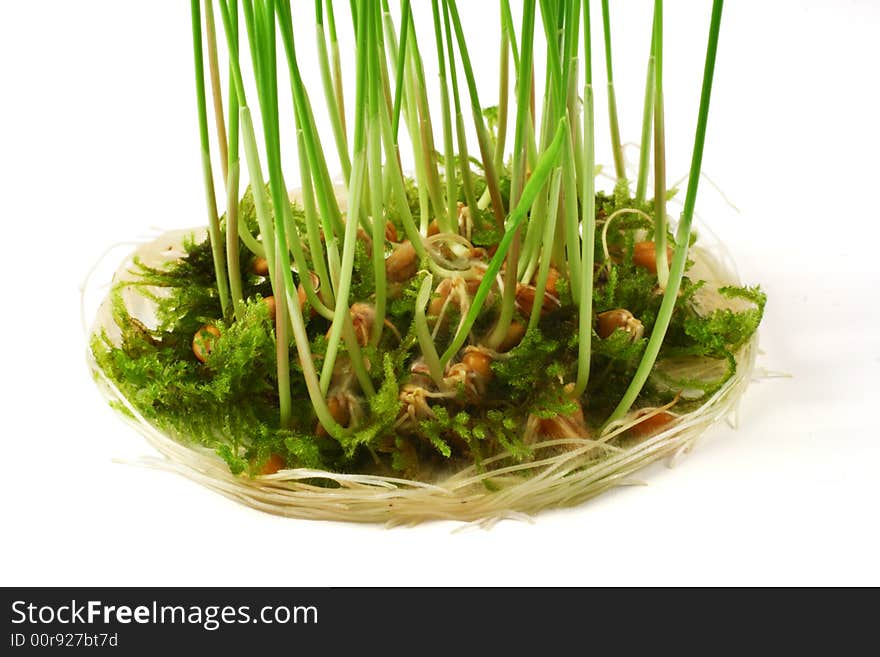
96,0,759,515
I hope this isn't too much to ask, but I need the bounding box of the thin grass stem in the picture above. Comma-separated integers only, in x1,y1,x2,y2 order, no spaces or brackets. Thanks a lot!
367,3,388,346
441,0,477,214
606,0,724,425
326,0,347,142
528,167,562,330
445,0,506,227
431,0,457,233
225,1,244,320
561,112,581,299
390,0,411,142
574,0,595,397
415,274,445,387
316,0,352,179
652,0,670,289
191,0,231,320
204,0,229,184
600,0,625,183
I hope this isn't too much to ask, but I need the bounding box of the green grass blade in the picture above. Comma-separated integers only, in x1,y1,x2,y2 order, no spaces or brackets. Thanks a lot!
445,0,506,226
605,0,725,425
601,0,625,183
574,0,595,397
652,0,669,289
635,26,656,205
191,0,231,320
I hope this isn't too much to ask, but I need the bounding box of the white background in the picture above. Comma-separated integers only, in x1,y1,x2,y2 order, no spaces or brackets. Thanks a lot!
1,0,878,586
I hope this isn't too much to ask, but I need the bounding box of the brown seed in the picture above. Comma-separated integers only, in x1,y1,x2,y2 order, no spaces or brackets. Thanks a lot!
325,304,374,347
633,241,673,274
537,383,587,440
317,394,352,436
516,268,562,317
596,308,644,340
429,278,454,319
385,220,399,243
192,324,221,363
385,240,419,282
629,411,675,438
350,303,374,347
328,396,351,425
262,295,277,321
251,257,269,276
515,284,561,317
427,220,440,237
465,274,483,296
498,321,526,352
544,267,560,293
538,401,587,440
260,453,286,475
462,349,493,379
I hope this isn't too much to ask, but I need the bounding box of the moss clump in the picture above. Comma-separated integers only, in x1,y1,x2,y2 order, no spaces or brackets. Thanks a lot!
92,182,764,480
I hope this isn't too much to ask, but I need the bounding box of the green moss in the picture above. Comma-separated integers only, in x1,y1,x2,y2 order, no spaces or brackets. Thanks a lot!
92,182,765,481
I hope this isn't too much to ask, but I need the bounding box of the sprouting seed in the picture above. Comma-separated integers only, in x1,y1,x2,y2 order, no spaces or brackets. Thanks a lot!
445,347,494,400
596,309,644,341
350,303,375,347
